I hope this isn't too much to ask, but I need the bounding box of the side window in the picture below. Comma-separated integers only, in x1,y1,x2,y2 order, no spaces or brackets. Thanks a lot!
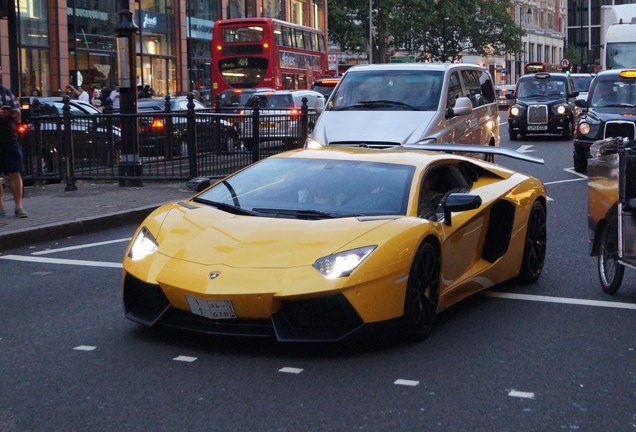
478,71,496,104
462,70,483,107
446,72,463,109
418,164,470,220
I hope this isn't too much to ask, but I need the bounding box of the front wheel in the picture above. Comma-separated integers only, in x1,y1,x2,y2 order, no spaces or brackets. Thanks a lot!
598,222,624,295
402,242,440,342
573,155,587,174
509,129,518,141
518,201,547,283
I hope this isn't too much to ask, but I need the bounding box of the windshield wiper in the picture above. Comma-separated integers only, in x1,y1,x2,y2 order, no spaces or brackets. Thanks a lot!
252,208,342,219
192,197,259,216
333,100,417,111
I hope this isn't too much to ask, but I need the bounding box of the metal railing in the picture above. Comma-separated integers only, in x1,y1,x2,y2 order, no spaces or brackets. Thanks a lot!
19,93,318,187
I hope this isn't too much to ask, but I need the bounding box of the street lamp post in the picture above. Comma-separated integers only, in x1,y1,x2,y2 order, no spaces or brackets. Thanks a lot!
115,0,142,187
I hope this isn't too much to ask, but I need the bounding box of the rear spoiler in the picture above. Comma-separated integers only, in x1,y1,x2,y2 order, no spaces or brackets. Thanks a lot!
400,143,544,165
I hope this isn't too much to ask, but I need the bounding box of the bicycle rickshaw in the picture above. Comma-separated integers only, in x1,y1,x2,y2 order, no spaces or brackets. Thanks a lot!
587,136,636,294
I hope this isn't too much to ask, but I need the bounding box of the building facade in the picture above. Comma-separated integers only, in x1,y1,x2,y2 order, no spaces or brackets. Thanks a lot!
0,0,326,98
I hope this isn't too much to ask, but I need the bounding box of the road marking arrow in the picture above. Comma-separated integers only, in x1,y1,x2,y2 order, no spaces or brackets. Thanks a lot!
516,145,535,153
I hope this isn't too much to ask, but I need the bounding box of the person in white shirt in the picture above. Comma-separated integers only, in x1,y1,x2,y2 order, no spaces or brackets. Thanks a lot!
110,85,120,110
68,84,89,103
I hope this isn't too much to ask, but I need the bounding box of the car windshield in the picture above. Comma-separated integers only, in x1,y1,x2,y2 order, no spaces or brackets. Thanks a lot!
572,76,593,93
590,79,636,108
196,157,414,218
516,78,566,98
220,91,256,108
247,94,293,109
328,70,443,111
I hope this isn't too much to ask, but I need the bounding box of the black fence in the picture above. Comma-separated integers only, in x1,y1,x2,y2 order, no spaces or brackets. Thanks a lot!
19,93,318,187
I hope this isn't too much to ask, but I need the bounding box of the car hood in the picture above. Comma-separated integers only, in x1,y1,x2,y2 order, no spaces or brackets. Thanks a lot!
585,107,636,123
152,203,395,267
515,97,568,106
312,111,436,145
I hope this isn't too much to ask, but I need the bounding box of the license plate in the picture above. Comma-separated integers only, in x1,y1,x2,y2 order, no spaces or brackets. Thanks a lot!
527,125,548,131
186,296,237,320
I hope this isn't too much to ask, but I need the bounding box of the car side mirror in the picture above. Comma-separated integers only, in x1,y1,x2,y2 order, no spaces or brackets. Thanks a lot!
505,93,515,99
575,98,587,108
186,176,212,192
443,193,482,226
570,91,580,98
315,97,325,114
448,96,473,118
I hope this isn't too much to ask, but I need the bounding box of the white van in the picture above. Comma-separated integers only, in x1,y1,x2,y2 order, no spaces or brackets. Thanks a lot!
305,63,499,152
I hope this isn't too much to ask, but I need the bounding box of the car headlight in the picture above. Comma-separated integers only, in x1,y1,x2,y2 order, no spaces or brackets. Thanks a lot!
305,137,324,149
510,106,520,116
578,122,591,135
556,104,567,115
128,227,158,261
313,245,377,279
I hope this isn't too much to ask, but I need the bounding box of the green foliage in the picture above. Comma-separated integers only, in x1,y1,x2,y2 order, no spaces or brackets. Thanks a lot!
328,0,524,63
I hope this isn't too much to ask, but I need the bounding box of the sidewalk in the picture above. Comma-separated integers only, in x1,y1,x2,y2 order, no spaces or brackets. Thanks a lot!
0,179,193,251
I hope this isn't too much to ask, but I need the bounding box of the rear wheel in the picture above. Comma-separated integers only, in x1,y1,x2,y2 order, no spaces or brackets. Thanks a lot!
518,201,547,283
598,222,624,295
402,242,440,342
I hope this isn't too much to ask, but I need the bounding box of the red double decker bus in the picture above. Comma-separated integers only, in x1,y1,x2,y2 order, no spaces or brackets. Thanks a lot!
211,18,329,95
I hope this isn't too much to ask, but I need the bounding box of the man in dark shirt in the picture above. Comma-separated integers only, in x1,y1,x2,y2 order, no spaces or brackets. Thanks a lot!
0,83,27,217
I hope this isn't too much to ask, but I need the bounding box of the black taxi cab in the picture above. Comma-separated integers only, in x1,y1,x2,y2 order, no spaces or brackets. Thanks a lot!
507,72,579,141
572,69,636,173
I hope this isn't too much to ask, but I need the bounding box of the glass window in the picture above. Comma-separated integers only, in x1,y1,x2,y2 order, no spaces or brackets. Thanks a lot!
446,72,463,109
222,26,264,43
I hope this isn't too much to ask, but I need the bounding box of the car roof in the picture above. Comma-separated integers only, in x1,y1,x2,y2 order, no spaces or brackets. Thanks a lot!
594,68,636,79
270,145,513,175
344,63,487,73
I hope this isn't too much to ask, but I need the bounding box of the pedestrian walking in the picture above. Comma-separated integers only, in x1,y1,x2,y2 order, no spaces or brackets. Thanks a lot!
68,84,89,103
0,82,27,218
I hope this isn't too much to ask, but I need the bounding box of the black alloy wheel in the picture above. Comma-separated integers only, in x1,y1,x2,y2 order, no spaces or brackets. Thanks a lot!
518,200,547,283
598,222,624,295
402,242,440,342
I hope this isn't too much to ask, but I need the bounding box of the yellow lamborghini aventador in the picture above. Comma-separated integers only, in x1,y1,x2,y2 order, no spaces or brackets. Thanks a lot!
123,145,547,343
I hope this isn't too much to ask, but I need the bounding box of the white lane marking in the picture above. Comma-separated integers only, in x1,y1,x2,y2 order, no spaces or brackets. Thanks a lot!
32,238,131,256
74,345,96,351
0,255,122,268
485,291,636,310
394,379,419,387
516,145,535,153
544,178,586,185
278,367,304,374
563,167,588,179
173,355,197,362
508,390,535,399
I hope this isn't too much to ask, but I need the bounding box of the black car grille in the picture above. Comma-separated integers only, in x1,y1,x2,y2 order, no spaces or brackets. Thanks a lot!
604,121,636,140
527,105,548,123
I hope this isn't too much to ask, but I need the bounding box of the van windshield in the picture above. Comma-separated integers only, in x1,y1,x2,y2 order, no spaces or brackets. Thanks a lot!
327,70,444,111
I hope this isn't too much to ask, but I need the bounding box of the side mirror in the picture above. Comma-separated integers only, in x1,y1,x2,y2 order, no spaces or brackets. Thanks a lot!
448,96,473,118
315,97,325,114
186,176,212,193
505,93,516,99
575,98,587,108
570,91,580,98
443,193,482,226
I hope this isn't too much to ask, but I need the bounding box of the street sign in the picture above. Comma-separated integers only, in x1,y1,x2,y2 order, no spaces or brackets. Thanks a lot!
328,54,337,62
560,58,570,68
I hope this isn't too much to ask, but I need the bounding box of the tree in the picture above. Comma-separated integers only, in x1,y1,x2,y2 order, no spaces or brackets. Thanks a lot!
328,0,524,64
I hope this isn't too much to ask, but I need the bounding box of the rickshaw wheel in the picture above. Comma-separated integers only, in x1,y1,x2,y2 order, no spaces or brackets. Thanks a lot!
598,223,624,295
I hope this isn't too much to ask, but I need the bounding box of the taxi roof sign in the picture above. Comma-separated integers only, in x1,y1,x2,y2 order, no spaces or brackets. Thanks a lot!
619,70,636,79
534,73,551,79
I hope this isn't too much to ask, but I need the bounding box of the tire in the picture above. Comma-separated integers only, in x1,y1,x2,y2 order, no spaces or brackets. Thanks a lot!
573,155,587,174
509,129,518,141
562,120,573,140
598,222,624,295
518,200,547,283
402,242,440,342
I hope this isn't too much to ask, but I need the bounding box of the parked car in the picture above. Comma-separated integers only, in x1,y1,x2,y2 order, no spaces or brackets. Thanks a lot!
123,144,546,343
572,69,636,173
496,84,516,108
507,72,580,140
19,97,121,174
570,73,595,102
305,63,499,161
137,96,240,156
239,90,325,149
311,77,341,98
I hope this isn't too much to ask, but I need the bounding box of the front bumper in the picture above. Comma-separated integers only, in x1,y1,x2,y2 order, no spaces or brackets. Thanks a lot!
123,273,368,343
508,117,571,135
